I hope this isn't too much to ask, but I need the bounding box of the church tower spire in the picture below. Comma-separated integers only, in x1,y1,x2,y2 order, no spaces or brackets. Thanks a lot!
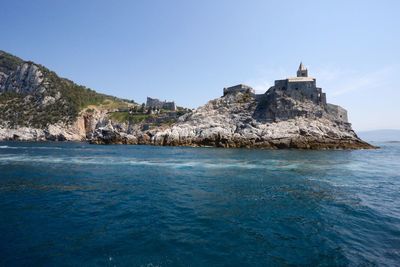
297,62,308,77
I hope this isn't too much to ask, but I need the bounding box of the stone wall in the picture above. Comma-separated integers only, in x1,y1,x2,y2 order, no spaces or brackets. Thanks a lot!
327,104,348,123
255,88,325,123
274,79,325,106
321,93,327,106
162,102,176,111
223,84,255,96
146,97,176,111
255,78,347,124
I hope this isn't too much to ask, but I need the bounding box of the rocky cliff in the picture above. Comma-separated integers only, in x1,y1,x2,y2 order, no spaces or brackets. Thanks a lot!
88,91,372,149
0,50,374,149
0,51,136,141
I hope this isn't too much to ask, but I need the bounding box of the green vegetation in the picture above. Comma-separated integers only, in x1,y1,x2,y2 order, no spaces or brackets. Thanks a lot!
0,50,137,128
0,92,20,101
109,112,152,123
236,92,252,103
0,93,65,127
0,51,23,73
42,68,112,116
0,50,191,129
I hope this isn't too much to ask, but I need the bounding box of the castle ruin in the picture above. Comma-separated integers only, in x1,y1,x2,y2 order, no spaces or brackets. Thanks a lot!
146,97,176,111
223,84,255,96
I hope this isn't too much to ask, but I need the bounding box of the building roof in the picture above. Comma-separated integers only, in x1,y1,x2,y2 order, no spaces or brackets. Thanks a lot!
298,62,307,71
287,76,315,82
225,84,253,90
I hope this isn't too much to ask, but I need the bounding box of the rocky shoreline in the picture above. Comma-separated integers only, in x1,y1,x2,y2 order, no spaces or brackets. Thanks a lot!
0,51,375,149
0,129,375,150
0,92,375,150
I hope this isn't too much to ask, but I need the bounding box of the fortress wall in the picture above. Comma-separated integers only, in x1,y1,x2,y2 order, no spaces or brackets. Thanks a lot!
321,92,327,105
146,97,176,111
272,79,326,107
163,102,176,111
286,81,319,104
274,80,287,90
146,97,163,108
327,104,348,123
223,84,255,96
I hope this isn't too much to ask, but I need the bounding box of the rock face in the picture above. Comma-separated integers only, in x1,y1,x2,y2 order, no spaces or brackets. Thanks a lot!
143,92,372,149
0,63,45,94
86,90,373,149
88,74,374,149
0,51,374,149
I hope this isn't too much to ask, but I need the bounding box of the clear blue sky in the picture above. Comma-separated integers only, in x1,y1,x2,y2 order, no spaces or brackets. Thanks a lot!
1,0,399,131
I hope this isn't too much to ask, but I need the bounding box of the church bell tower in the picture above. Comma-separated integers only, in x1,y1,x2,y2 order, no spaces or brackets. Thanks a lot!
297,62,308,77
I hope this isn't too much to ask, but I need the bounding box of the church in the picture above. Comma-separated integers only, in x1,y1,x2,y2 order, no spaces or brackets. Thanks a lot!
223,63,349,123
273,63,327,107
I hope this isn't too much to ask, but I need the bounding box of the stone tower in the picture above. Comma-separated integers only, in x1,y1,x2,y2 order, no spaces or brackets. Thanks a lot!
297,62,308,77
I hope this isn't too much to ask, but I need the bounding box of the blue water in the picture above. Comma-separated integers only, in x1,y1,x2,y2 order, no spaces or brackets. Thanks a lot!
0,142,399,266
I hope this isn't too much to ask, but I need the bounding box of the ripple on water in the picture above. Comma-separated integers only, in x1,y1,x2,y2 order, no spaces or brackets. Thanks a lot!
0,142,399,266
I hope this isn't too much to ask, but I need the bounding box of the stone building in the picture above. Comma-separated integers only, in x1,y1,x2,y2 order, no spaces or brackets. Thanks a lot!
273,63,327,107
233,63,350,123
270,63,348,123
326,103,348,123
296,62,308,77
146,97,176,111
223,84,255,96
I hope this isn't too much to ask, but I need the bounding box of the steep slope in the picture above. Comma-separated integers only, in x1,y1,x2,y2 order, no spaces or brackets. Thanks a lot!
0,51,133,128
0,51,135,140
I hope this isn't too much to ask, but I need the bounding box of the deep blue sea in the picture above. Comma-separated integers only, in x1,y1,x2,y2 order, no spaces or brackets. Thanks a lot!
0,142,399,266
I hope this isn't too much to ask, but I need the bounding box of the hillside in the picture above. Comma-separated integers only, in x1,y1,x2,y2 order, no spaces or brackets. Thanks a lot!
0,50,134,128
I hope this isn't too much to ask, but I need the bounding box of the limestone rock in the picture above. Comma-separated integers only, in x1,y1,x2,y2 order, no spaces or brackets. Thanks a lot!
0,63,45,94
144,92,372,149
0,51,374,149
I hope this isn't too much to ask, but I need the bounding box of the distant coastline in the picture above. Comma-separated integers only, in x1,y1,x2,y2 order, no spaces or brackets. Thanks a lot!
358,129,400,143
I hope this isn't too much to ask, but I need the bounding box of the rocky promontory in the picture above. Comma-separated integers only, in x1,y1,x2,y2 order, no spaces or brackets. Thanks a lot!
0,51,374,149
90,91,373,149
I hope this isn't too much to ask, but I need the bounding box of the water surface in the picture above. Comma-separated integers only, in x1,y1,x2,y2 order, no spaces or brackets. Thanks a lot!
0,142,399,266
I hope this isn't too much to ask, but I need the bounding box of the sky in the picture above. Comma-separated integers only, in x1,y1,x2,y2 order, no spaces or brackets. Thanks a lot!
0,0,399,131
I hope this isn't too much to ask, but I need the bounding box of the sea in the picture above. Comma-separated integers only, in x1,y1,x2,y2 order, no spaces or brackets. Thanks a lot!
0,141,399,266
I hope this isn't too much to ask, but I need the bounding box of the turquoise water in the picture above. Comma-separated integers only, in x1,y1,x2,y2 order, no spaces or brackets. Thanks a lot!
0,142,399,266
